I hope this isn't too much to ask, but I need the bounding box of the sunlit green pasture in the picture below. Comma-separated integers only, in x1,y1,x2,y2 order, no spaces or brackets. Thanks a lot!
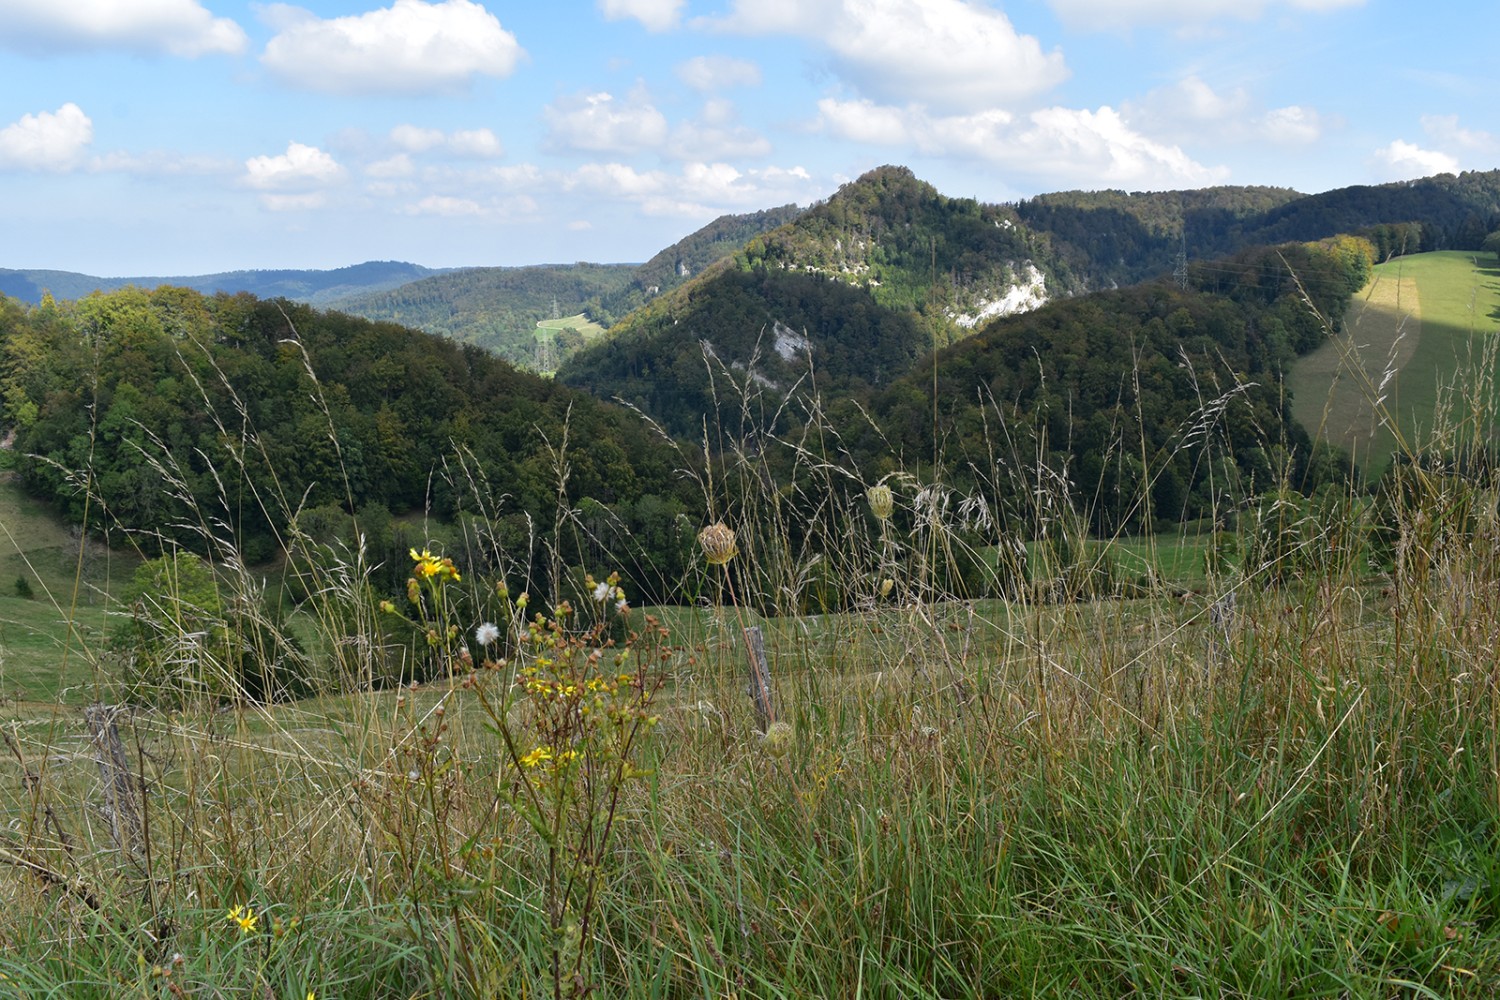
1291,250,1500,476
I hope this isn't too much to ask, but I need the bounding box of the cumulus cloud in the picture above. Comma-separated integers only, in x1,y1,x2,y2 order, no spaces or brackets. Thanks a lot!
244,141,345,190
667,99,771,160
706,0,1068,112
1047,0,1365,30
544,88,669,154
0,0,246,57
1421,114,1497,154
0,103,93,171
677,54,762,91
1373,140,1459,181
597,0,684,31
260,0,523,96
816,97,1226,188
401,192,536,218
1123,77,1322,146
389,124,503,158
566,161,816,215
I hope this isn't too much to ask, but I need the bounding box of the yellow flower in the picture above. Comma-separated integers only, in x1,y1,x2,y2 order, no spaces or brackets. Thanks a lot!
227,905,258,933
698,522,738,566
520,746,554,768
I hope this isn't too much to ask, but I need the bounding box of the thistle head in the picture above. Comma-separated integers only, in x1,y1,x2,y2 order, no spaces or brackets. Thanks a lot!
698,522,738,566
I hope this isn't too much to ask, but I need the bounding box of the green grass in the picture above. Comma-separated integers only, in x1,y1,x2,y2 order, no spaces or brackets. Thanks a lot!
536,312,607,342
1291,250,1500,476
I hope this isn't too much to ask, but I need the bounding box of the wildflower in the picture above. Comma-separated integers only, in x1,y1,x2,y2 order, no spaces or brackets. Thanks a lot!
379,600,396,614
867,483,894,520
880,577,894,598
475,622,501,646
520,746,554,768
698,522,738,566
517,592,529,609
227,905,258,933
616,598,629,613
592,580,611,602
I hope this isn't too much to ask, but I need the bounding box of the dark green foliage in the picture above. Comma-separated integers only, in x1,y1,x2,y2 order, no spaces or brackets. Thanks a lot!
560,266,930,441
13,574,32,598
0,285,693,603
110,552,310,706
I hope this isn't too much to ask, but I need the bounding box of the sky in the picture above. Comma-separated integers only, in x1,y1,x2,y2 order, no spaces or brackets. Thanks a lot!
1,0,1495,276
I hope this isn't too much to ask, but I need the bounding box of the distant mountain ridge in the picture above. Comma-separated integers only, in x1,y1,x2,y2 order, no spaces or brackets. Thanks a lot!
0,260,447,307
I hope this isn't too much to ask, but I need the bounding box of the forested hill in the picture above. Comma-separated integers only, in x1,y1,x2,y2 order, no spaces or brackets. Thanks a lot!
326,263,637,369
590,203,805,325
0,260,444,307
1016,169,1500,290
555,166,1075,438
0,286,696,595
828,239,1374,536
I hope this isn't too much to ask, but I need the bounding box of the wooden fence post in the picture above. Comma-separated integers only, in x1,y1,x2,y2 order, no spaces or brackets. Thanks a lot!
742,625,775,732
85,704,143,858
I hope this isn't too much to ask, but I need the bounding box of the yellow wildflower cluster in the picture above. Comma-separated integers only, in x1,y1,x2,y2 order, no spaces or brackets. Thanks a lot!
410,548,460,582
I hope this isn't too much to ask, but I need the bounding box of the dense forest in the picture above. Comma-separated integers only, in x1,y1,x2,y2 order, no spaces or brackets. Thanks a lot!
0,287,699,600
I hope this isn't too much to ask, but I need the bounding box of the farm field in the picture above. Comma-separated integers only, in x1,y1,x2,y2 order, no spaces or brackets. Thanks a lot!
1290,250,1500,476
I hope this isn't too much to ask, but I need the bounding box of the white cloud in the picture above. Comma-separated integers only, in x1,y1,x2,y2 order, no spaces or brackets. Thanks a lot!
667,99,770,160
406,194,484,217
0,103,93,171
389,124,504,158
90,150,238,175
677,54,762,91
707,0,1068,112
817,98,1225,188
1421,114,1497,154
366,153,416,178
565,161,816,216
260,192,327,212
1373,140,1459,181
244,141,345,190
1258,106,1320,144
544,89,669,154
260,0,523,96
597,0,684,32
1047,0,1365,30
1123,77,1322,146
449,128,503,158
390,124,446,152
0,0,246,57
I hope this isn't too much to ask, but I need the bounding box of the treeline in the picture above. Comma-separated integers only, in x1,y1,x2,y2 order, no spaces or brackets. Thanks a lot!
0,287,700,600
329,263,635,368
1015,169,1500,291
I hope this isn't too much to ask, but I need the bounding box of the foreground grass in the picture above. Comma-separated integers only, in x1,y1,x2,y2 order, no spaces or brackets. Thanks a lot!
4,557,1500,997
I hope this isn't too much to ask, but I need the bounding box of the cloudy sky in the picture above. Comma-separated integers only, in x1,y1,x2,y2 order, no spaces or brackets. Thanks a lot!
2,0,1494,276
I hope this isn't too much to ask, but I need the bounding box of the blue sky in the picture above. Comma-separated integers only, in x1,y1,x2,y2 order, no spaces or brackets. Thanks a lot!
1,0,1494,276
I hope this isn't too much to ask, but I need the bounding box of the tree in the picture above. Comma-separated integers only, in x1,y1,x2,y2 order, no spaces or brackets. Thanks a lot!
1483,230,1500,266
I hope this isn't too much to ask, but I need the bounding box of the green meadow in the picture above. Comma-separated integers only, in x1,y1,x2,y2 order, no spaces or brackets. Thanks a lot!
1290,250,1500,476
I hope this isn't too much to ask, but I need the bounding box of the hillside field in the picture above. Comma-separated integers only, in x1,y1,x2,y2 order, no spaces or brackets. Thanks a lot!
1290,250,1500,476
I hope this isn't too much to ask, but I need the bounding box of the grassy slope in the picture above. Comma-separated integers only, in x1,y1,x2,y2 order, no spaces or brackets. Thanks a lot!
0,477,135,706
1290,250,1500,475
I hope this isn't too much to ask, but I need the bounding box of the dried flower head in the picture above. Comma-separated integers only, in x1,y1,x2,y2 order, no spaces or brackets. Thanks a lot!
698,522,738,566
761,721,795,758
867,484,894,521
